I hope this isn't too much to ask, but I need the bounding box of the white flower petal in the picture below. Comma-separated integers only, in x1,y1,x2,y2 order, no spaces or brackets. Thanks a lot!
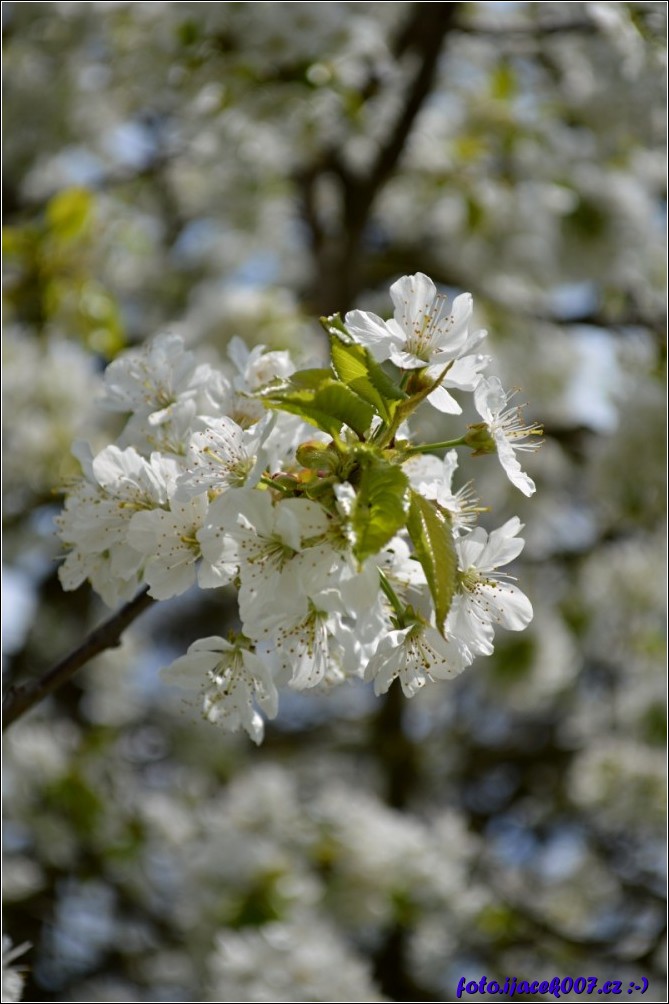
343,309,394,361
440,352,489,390
426,383,462,414
388,347,430,370
495,433,536,497
389,272,438,337
482,581,533,631
160,650,221,687
478,516,525,570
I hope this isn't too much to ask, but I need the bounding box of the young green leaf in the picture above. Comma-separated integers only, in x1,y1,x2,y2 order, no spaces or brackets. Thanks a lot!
262,393,344,438
351,459,410,564
329,336,406,424
285,368,333,389
406,489,458,633
261,372,375,439
314,381,375,438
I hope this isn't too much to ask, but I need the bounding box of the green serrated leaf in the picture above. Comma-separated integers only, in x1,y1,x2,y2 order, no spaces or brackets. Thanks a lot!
262,395,344,438
351,460,410,564
286,368,333,389
320,313,350,338
406,490,458,633
361,356,407,404
331,331,406,399
330,335,372,385
261,371,375,438
314,381,375,437
329,335,406,424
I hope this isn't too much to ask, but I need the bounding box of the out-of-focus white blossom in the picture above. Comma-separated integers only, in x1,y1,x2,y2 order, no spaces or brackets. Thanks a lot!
2,332,106,513
207,914,389,1002
100,333,213,426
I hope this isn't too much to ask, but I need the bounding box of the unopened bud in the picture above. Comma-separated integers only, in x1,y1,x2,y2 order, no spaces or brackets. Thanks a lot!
270,472,300,491
296,440,338,472
304,475,336,499
464,422,497,456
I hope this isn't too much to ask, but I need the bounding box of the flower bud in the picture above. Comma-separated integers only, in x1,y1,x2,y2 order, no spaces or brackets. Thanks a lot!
296,440,339,472
464,422,497,456
270,472,301,491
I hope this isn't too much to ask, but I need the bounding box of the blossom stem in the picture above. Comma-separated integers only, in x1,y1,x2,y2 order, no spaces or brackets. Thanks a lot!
378,569,407,628
404,436,467,455
378,361,457,451
259,475,293,493
2,587,156,731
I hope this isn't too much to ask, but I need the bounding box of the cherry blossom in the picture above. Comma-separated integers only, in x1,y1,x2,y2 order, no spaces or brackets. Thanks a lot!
364,621,471,698
448,517,533,657
54,275,539,740
468,376,543,497
175,415,270,500
344,272,489,413
162,635,278,744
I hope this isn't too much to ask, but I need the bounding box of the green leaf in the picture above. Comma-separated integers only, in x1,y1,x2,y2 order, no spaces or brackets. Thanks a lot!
320,313,350,338
329,335,406,424
286,368,333,389
262,392,344,438
262,372,375,438
322,316,402,395
314,381,375,437
406,490,458,633
351,459,410,564
491,60,517,101
46,187,94,242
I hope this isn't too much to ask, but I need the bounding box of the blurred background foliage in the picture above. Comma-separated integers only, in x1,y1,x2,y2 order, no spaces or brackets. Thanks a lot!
2,2,666,1001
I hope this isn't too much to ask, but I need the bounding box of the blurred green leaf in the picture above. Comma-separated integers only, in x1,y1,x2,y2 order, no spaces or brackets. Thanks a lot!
491,60,517,101
46,187,94,243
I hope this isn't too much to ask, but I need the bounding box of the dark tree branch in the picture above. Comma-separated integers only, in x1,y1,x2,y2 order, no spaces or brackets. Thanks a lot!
2,587,155,731
360,3,459,203
338,3,459,273
299,3,460,315
456,18,598,38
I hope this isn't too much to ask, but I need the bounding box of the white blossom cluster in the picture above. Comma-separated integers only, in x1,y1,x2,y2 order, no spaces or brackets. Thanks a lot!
56,273,540,743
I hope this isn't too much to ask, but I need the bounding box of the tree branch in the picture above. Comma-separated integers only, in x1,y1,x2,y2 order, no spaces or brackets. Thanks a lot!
366,4,458,198
456,18,597,38
342,2,459,239
300,3,459,314
2,587,156,731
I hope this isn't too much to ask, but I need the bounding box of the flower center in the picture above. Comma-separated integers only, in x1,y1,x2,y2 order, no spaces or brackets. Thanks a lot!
404,294,453,360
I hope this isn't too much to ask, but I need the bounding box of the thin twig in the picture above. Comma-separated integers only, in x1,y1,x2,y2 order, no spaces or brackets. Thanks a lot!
2,587,155,731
